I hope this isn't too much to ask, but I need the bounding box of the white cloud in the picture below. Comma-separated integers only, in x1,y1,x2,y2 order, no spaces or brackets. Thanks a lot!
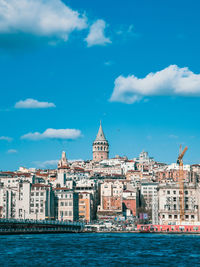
169,134,178,139
85,19,111,47
110,65,200,104
33,159,58,168
7,149,17,154
0,136,12,142
69,159,83,162
104,61,113,66
15,98,56,109
0,0,87,47
21,128,82,140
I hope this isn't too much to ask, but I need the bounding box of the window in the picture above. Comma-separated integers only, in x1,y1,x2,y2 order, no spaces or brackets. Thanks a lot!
65,211,68,216
191,215,195,219
36,192,39,196
185,215,189,219
162,215,165,218
167,191,170,195
61,202,64,206
174,204,176,210
169,215,172,219
173,197,176,201
173,191,176,194
40,193,44,196
185,191,188,195
40,209,43,213
69,211,72,216
31,193,34,196
174,215,177,219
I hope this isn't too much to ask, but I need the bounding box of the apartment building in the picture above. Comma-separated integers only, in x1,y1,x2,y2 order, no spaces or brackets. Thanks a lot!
98,180,123,216
79,192,92,222
29,184,54,220
158,183,200,224
54,188,79,221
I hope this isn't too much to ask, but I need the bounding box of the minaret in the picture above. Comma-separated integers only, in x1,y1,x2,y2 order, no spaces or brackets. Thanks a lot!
58,151,69,170
93,121,109,162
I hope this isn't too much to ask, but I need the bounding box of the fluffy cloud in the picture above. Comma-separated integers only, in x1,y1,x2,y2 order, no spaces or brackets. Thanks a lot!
0,136,12,141
85,19,111,47
110,65,200,104
21,128,82,140
15,98,56,109
33,160,58,168
7,149,17,154
0,0,87,47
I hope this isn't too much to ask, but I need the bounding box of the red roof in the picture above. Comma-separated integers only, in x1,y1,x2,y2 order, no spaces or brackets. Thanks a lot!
32,184,50,188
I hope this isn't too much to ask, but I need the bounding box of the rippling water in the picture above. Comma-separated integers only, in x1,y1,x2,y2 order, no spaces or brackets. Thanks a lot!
0,233,200,266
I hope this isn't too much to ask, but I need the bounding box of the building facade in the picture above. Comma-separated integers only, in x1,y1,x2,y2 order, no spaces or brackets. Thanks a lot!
158,183,199,224
54,188,79,221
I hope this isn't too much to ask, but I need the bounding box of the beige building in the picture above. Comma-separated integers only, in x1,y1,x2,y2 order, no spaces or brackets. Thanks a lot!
158,183,200,224
98,180,123,213
54,188,79,221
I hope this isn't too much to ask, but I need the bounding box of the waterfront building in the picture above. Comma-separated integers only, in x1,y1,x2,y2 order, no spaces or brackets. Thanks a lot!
54,188,79,221
141,182,159,211
97,180,123,219
16,182,31,219
79,192,92,222
122,188,139,217
158,183,199,224
93,121,109,162
0,185,18,219
30,184,54,220
75,179,98,220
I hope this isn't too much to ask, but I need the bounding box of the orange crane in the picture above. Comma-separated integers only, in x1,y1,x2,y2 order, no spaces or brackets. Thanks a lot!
177,145,188,224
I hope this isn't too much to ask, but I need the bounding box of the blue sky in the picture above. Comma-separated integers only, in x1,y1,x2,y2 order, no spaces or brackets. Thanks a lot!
1,0,200,170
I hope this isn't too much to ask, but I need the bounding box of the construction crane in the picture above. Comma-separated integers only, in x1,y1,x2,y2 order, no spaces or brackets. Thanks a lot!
177,145,188,224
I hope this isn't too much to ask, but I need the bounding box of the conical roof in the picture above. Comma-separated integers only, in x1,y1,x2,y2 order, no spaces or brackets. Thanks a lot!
95,121,107,141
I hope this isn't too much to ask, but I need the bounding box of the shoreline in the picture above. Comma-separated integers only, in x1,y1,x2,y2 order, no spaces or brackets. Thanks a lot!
1,230,200,235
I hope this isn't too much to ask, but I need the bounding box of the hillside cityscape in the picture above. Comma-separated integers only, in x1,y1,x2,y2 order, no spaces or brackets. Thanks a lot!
1,122,199,232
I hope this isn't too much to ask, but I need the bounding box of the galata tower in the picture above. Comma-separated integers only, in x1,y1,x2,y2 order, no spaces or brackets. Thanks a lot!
93,121,109,162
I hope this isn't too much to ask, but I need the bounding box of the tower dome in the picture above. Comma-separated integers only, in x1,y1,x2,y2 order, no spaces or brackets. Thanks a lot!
93,121,109,162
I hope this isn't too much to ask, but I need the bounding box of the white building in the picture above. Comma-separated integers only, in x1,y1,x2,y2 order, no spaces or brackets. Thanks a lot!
158,183,199,225
29,184,54,220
